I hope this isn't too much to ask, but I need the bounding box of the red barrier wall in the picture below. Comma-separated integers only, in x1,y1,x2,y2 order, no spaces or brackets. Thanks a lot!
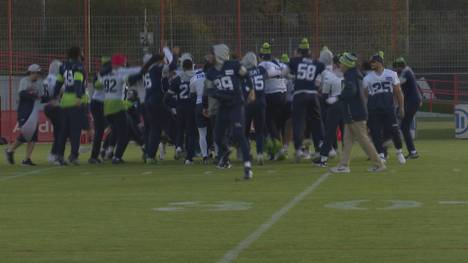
1,111,54,142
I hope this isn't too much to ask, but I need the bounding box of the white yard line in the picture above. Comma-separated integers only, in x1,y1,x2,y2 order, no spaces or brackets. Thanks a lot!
218,172,331,263
0,167,58,182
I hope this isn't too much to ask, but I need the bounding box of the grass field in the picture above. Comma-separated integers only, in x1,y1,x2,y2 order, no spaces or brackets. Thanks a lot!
1,118,468,263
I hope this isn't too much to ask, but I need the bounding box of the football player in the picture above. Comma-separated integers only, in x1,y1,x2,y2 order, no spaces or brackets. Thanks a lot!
165,53,197,165
286,38,326,163
241,52,268,165
53,46,87,165
97,54,141,164
205,44,253,180
313,48,344,167
364,52,406,164
258,42,288,160
393,57,421,159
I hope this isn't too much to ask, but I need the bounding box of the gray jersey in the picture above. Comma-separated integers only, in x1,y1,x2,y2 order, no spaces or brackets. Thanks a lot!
19,77,43,99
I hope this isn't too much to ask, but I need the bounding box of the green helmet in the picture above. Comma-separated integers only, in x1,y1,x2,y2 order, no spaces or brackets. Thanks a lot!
298,38,310,50
280,53,290,63
260,42,272,55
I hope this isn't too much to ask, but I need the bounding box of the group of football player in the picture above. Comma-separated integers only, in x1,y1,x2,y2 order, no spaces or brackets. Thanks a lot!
5,37,422,179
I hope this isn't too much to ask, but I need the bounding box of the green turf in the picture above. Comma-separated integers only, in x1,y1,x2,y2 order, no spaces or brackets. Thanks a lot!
1,119,468,263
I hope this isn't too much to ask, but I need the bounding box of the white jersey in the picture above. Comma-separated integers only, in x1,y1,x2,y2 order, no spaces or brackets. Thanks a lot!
259,60,287,94
92,87,105,102
363,69,400,110
43,74,58,99
101,67,141,101
320,66,343,97
363,69,400,96
190,70,206,105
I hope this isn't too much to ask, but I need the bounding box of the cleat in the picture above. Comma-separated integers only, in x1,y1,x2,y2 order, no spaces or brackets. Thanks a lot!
112,157,125,164
244,167,253,180
21,159,37,166
330,166,351,174
379,153,387,164
184,159,194,165
4,149,14,165
104,147,114,160
406,152,419,159
256,154,264,165
268,153,275,161
54,157,68,166
367,165,387,173
396,152,406,165
174,147,183,160
217,159,231,169
313,157,327,168
88,158,102,164
47,153,56,164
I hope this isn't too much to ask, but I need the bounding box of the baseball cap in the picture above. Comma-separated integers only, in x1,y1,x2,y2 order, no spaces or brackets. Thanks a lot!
28,64,41,73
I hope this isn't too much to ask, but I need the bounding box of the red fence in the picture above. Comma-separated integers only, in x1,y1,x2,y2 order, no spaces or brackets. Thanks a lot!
420,78,468,113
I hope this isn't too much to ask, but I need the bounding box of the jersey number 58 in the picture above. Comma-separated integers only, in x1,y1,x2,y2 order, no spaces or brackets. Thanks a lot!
297,64,316,81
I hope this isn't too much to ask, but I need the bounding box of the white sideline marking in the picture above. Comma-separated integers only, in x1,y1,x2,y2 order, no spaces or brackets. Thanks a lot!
439,201,468,205
0,167,57,182
218,172,331,263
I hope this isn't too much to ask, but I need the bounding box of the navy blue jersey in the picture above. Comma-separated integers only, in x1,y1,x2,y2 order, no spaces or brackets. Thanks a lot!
206,60,245,106
363,69,400,111
288,56,325,92
169,75,194,107
142,64,165,103
55,60,86,98
246,66,267,103
400,67,421,104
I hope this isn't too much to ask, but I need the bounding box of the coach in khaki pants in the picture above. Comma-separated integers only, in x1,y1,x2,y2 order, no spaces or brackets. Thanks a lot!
329,53,386,173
